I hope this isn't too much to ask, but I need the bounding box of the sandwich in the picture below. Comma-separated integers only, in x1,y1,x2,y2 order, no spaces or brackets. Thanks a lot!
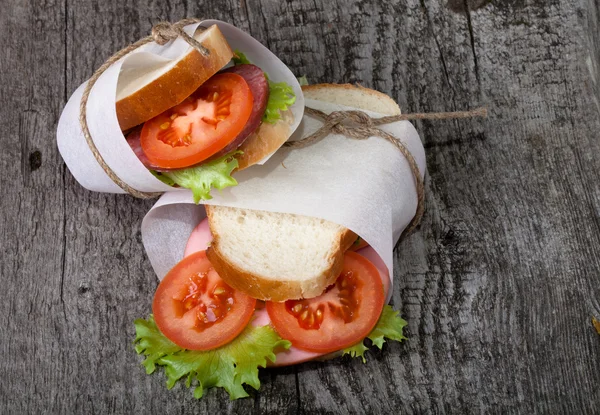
134,84,409,400
119,25,296,202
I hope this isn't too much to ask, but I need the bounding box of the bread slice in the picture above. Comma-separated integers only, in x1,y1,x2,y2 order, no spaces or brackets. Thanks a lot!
116,25,233,131
206,206,357,301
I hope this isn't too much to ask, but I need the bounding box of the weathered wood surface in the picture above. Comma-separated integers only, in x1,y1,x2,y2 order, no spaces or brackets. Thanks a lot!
2,0,599,413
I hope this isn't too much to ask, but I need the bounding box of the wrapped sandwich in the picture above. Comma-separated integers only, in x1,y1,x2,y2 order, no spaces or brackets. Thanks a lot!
57,20,303,200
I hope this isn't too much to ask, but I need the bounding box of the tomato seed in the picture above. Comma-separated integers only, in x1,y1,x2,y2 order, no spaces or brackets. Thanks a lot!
300,310,309,321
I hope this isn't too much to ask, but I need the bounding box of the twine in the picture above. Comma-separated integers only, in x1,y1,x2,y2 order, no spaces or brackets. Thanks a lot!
78,18,207,199
285,106,488,238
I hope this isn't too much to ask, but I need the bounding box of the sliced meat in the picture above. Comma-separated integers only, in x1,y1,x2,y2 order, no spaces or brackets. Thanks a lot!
211,64,269,157
184,218,212,257
126,64,268,171
126,126,162,170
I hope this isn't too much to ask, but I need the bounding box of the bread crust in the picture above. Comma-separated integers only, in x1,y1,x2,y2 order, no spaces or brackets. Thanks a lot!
205,205,357,301
116,25,233,131
235,110,293,170
302,83,401,115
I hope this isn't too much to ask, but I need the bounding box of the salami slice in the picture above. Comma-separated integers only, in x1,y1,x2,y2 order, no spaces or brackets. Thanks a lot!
126,127,163,171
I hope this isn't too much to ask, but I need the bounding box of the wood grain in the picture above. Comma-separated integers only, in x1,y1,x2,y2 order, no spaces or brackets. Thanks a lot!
1,0,599,413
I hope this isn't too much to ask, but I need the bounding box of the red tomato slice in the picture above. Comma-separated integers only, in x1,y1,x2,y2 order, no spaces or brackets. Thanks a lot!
266,252,385,353
153,250,256,350
141,73,253,169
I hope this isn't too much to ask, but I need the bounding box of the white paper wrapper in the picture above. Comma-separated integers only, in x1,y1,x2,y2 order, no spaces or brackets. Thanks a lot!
141,98,426,300
56,20,304,193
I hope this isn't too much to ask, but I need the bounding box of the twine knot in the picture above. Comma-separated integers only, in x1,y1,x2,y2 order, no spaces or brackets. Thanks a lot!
327,110,374,135
149,19,210,56
151,21,180,45
285,104,487,241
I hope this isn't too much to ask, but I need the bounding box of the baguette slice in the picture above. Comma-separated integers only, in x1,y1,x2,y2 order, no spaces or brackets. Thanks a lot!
206,206,357,301
116,25,233,131
207,84,400,301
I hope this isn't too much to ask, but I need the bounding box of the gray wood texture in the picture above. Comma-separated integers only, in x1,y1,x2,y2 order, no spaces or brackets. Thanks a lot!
2,0,599,413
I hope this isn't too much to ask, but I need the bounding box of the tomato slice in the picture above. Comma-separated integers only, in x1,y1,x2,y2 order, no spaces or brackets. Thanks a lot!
140,73,253,169
152,250,256,350
266,252,385,353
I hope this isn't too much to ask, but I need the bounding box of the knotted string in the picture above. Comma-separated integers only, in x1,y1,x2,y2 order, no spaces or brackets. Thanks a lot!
285,106,487,239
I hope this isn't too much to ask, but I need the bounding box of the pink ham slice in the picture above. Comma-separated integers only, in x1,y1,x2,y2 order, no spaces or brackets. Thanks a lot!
184,217,391,366
126,64,268,171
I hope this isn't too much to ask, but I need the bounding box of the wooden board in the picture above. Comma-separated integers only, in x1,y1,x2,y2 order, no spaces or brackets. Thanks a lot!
1,0,599,413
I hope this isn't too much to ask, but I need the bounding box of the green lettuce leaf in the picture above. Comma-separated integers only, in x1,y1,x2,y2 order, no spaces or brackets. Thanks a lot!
343,341,370,361
150,170,175,186
134,315,181,374
156,151,241,203
343,305,408,363
232,50,296,124
263,78,296,124
134,315,292,400
232,50,251,65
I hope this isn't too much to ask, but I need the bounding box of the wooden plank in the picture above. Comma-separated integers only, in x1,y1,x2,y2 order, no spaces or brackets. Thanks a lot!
1,0,599,413
0,1,68,413
391,1,600,413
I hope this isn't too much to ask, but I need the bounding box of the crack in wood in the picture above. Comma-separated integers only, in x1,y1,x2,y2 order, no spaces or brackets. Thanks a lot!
463,0,481,83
